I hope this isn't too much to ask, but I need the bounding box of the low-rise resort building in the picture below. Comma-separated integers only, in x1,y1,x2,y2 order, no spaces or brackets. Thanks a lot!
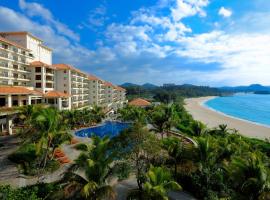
128,98,151,108
0,31,127,134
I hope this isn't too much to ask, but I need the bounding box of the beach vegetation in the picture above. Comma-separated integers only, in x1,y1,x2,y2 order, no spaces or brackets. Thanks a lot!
59,136,116,199
2,101,270,200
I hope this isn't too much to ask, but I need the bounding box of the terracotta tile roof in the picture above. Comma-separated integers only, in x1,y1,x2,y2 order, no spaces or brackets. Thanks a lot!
0,86,42,95
88,74,100,81
30,61,55,69
129,98,151,107
115,86,126,91
44,90,70,98
53,63,86,76
103,81,114,87
0,36,30,51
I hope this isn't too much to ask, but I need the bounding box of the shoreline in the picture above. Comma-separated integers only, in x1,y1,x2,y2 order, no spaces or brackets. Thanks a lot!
184,96,270,140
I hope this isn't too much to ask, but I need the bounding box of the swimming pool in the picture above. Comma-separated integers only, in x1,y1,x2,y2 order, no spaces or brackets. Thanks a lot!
75,121,131,138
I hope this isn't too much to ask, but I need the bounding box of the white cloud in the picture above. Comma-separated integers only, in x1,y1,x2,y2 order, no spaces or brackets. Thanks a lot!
18,0,80,41
2,0,270,86
171,0,209,21
175,31,270,85
0,6,94,66
218,7,232,18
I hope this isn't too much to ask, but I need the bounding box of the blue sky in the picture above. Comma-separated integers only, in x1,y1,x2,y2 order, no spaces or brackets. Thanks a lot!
1,0,270,86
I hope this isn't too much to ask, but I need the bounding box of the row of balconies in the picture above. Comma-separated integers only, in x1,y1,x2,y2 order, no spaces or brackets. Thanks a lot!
0,51,29,64
0,72,30,80
0,63,31,73
0,80,29,86
0,43,34,58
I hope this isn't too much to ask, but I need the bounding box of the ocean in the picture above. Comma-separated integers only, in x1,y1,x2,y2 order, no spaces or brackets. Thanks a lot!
204,93,270,127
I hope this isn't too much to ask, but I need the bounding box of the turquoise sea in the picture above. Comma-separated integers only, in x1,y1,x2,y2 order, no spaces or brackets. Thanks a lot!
204,93,270,127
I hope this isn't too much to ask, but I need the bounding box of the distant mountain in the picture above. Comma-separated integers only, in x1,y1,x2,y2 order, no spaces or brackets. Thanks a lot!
120,82,139,87
120,82,157,88
142,83,158,89
219,84,270,92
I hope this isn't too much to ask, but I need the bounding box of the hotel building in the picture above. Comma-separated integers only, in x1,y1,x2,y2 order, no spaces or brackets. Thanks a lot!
0,31,126,134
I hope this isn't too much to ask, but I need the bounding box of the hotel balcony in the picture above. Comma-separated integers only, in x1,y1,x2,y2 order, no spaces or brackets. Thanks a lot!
0,43,34,59
45,83,54,88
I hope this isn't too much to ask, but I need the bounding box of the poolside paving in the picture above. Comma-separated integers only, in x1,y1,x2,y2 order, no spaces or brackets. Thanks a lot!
0,135,21,186
0,134,85,187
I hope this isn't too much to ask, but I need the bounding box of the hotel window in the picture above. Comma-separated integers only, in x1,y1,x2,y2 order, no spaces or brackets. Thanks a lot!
35,67,41,73
36,82,41,88
13,64,18,70
14,82,18,86
36,75,41,80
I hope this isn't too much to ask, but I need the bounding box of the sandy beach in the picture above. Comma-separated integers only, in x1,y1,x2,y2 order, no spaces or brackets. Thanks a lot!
184,97,270,140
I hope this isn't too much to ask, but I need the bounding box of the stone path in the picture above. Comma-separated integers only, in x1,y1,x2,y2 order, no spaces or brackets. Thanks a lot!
0,135,21,186
0,134,87,187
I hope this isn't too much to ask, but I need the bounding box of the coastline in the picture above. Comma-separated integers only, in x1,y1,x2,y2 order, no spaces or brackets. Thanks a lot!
184,96,270,140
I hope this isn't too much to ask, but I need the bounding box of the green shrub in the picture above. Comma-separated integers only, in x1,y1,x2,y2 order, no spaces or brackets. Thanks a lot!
8,143,37,164
0,185,41,200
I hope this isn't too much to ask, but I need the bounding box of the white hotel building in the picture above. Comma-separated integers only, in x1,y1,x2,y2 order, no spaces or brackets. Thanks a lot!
0,31,126,134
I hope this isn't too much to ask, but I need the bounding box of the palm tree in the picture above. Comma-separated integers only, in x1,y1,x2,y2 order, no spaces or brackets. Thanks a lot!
162,137,184,176
225,152,270,199
149,104,179,138
31,107,69,168
196,137,217,168
91,105,105,123
118,105,146,124
143,166,182,200
62,136,116,199
210,124,230,136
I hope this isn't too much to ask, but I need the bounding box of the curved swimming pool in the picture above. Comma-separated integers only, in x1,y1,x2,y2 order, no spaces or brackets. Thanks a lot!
75,121,131,138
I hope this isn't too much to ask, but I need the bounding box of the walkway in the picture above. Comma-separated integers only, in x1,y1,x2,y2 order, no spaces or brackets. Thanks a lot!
0,135,21,186
0,134,85,187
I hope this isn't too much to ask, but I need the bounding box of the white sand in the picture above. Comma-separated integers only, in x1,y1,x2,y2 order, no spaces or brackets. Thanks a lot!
184,97,270,140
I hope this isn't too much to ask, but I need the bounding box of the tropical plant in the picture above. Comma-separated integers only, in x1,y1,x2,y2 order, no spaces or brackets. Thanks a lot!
30,107,70,168
225,152,270,199
149,104,179,138
162,137,184,176
110,122,165,190
91,105,105,123
118,105,147,124
62,136,116,199
143,166,182,200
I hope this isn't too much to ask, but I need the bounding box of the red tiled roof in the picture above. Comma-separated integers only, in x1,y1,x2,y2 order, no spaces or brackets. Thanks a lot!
30,61,55,69
88,74,100,81
115,86,126,91
0,86,42,95
0,36,30,51
44,90,70,98
129,98,151,107
103,81,114,87
53,63,86,76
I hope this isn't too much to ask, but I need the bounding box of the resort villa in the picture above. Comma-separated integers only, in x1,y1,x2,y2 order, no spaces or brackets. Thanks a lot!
128,98,151,108
0,31,126,134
